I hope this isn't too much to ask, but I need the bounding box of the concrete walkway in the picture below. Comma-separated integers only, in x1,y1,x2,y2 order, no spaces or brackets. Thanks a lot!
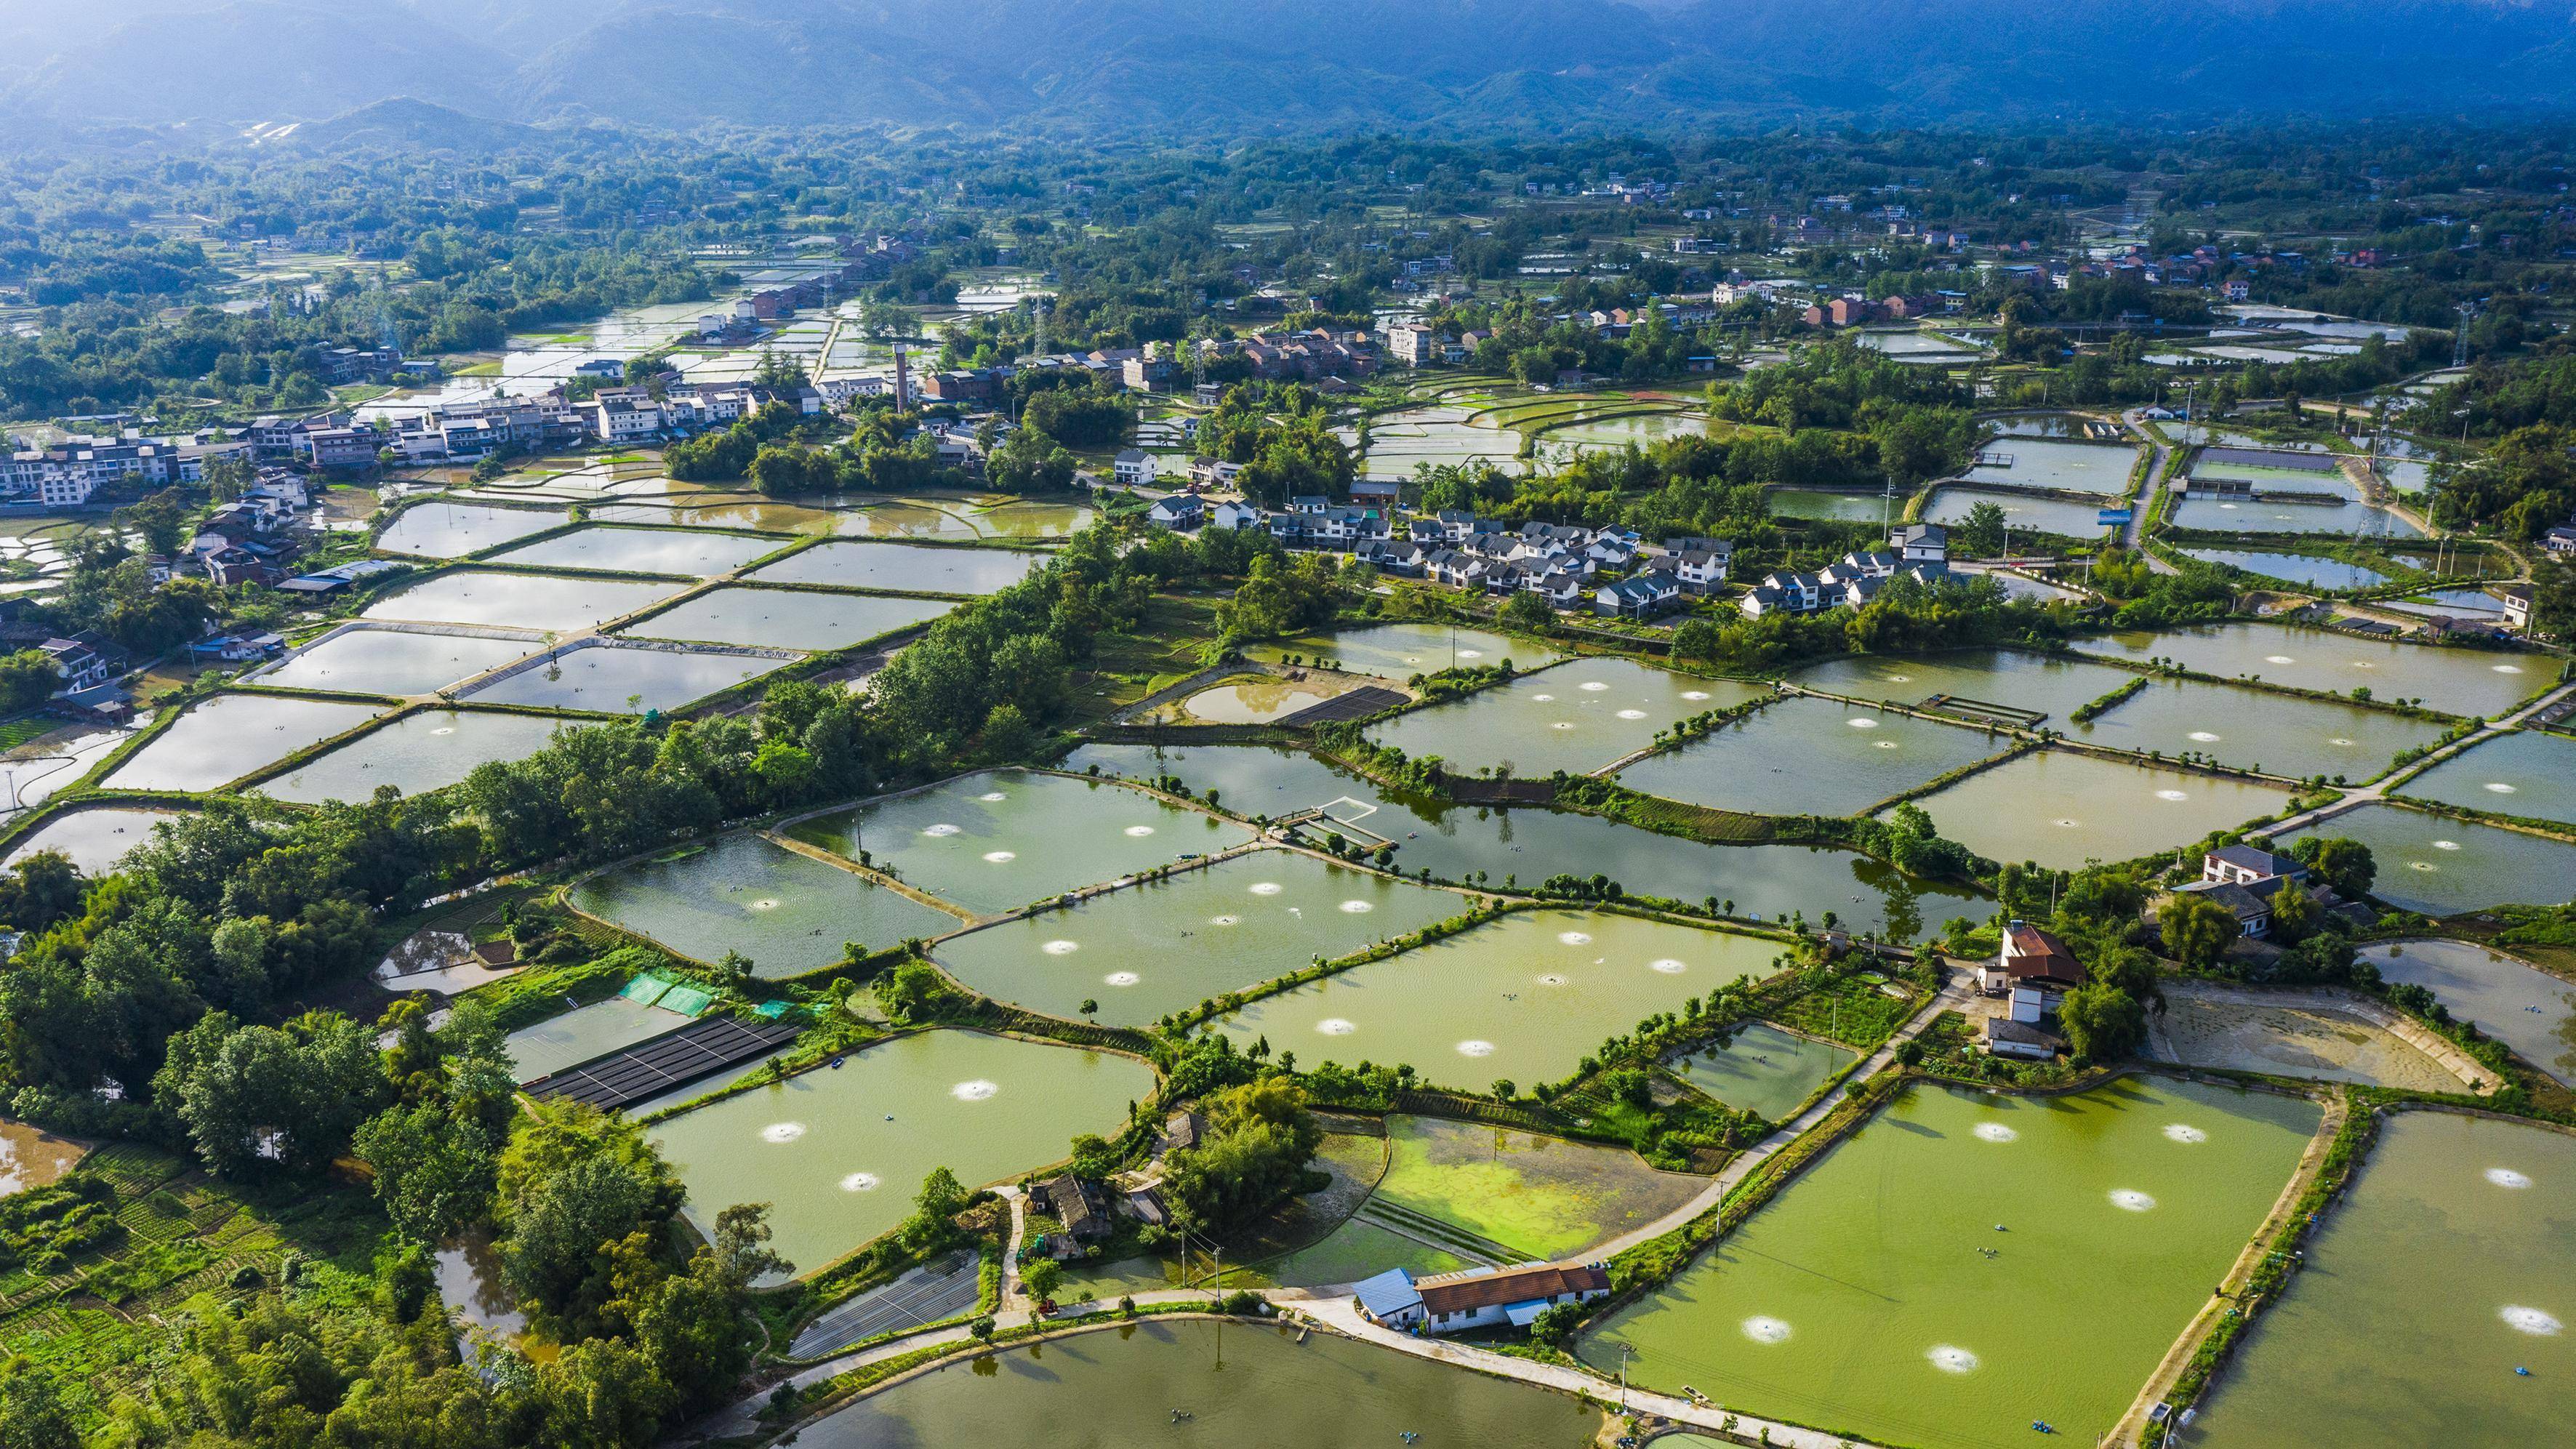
2120,411,2180,573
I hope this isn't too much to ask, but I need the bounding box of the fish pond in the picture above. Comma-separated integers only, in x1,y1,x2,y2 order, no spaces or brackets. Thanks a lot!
1795,647,2140,723
1578,1076,2321,1449
2067,676,2445,782
1962,438,2139,496
462,643,790,712
6,806,182,873
1062,742,1989,938
2362,938,2576,1084
1368,659,1769,779
1668,1021,1855,1120
789,768,1249,915
1904,749,2292,868
648,1030,1152,1282
102,693,385,793
800,1319,1605,1449
1616,697,2012,816
572,833,962,977
0,1118,86,1195
749,540,1043,595
257,708,568,805
258,627,535,698
2071,623,2543,719
1245,622,1565,678
622,587,950,650
2394,729,2576,825
375,502,568,558
1765,486,1898,522
1925,486,2113,538
2168,493,2421,538
1213,909,1779,1091
364,569,682,631
2279,803,2576,916
504,995,691,1084
2183,1112,2575,1448
2178,549,2393,590
931,848,1464,1026
487,524,782,577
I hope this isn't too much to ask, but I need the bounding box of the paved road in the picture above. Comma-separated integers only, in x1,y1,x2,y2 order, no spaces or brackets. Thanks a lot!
2120,412,2180,572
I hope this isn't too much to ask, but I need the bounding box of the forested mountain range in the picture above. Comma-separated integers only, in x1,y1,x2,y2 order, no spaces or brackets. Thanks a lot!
4,0,2575,137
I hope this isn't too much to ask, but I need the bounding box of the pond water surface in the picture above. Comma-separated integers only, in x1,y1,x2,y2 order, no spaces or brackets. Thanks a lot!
2069,676,2444,782
2178,549,2392,590
2363,938,2576,1084
2072,624,2543,719
364,569,681,631
257,709,568,804
1369,659,1768,779
1578,1076,2319,1449
505,995,690,1083
260,628,535,698
486,524,781,577
1904,749,2291,867
1617,697,2012,816
5,806,182,873
2278,803,2576,916
649,1030,1152,1281
102,693,385,793
2184,1112,2575,1448
1669,1021,1855,1120
1248,622,1565,678
749,540,1043,595
2394,729,2576,824
377,502,568,557
622,587,950,650
462,643,790,713
1962,438,2138,495
573,834,962,977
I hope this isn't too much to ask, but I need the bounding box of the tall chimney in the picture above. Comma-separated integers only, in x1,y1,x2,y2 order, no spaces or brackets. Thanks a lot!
893,343,911,412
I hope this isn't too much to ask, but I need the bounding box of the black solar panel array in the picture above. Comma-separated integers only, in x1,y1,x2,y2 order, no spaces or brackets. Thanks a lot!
526,1016,803,1111
1276,686,1409,728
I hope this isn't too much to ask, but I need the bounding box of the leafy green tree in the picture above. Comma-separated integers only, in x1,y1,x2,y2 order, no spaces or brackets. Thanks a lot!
0,650,60,715
900,1165,971,1251
2159,895,2242,971
1954,499,2007,557
1159,1077,1323,1235
2290,836,2376,899
355,1100,502,1242
154,1011,390,1178
1021,1256,1064,1304
2058,983,2146,1062
0,1366,78,1449
1498,589,1554,633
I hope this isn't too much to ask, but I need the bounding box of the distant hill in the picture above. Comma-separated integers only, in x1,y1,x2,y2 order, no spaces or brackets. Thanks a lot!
280,97,548,154
7,0,2576,136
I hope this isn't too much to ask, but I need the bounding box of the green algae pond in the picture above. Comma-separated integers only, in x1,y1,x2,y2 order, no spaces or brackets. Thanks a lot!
931,848,1464,1026
647,1029,1152,1283
1578,1075,2322,1449
1062,742,1989,938
1369,1113,1705,1261
257,708,569,805
748,539,1043,595
2362,938,2576,1085
486,523,782,577
1904,749,2292,868
2394,728,2576,825
1669,1021,1855,1120
800,1318,1606,1448
2278,803,2576,916
462,642,791,713
572,833,961,977
1368,658,1770,779
258,627,536,698
375,501,567,558
790,768,1249,915
1794,647,2140,724
102,693,385,793
2066,675,2446,782
620,587,951,650
1245,622,1565,677
4,805,184,874
2181,1111,2575,1448
1616,697,2013,816
1214,908,1778,1091
2071,623,2545,719
363,569,683,631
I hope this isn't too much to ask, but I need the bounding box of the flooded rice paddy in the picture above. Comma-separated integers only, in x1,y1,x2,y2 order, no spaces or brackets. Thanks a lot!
1213,909,1778,1091
802,1319,1604,1448
1616,697,2013,816
1578,1076,2321,1449
932,848,1464,1026
622,587,950,650
790,768,1249,916
1368,659,1770,779
1061,742,1989,937
2278,803,2576,916
375,502,568,557
572,833,961,977
257,709,570,805
749,540,1043,595
5,805,182,873
2362,939,2576,1084
2183,1112,2575,1448
486,524,782,577
258,627,536,698
462,643,790,712
2394,729,2576,824
1247,622,1564,678
2071,623,2544,718
1669,1021,1856,1120
649,1030,1152,1282
102,693,385,793
1904,749,2292,867
364,569,683,631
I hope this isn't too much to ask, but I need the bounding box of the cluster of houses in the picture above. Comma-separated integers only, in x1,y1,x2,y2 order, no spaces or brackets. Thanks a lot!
1022,1109,1211,1265
1738,525,1951,618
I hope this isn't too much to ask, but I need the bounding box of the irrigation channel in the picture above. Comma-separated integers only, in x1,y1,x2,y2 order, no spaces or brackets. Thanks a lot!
9,446,2572,1449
